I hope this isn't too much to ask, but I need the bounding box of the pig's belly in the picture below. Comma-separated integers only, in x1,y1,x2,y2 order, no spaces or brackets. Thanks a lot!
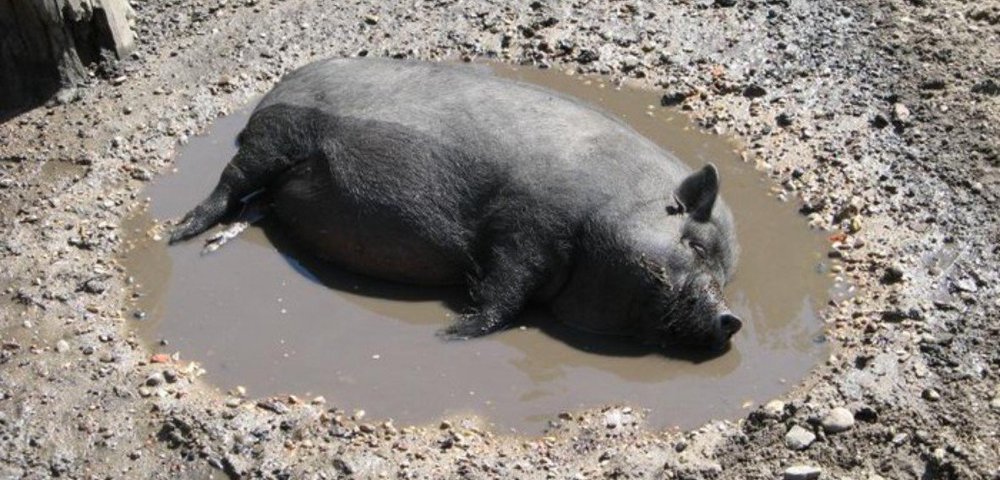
270,169,467,287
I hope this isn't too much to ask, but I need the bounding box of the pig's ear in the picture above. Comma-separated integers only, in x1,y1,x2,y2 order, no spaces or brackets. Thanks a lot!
674,164,719,222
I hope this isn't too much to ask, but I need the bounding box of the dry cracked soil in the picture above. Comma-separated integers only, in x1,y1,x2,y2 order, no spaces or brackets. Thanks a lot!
1,0,999,479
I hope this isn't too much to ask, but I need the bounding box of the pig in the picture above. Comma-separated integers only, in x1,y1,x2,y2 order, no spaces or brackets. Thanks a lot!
169,58,742,349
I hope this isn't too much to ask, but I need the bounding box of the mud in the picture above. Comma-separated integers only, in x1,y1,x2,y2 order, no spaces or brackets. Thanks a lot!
1,0,997,478
121,65,830,434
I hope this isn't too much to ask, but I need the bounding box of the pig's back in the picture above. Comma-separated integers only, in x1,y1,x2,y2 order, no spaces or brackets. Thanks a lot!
255,58,690,207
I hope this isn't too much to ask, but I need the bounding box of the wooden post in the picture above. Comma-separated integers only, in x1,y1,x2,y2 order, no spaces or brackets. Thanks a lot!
0,0,136,111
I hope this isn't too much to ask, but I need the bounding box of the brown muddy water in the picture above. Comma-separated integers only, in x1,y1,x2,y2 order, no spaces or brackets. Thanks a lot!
122,64,831,434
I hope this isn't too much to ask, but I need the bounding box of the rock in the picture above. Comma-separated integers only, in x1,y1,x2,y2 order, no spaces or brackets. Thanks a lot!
83,277,109,294
776,111,795,127
923,389,941,402
620,55,640,71
150,353,171,363
258,399,290,414
763,400,786,417
577,49,599,64
954,278,978,293
785,425,816,450
821,407,855,433
661,90,688,106
715,0,737,6
363,14,379,25
919,78,946,90
892,103,911,124
882,265,905,284
871,113,890,129
743,84,767,98
163,369,178,383
972,79,999,96
55,88,80,105
784,465,822,480
145,372,164,387
55,340,69,353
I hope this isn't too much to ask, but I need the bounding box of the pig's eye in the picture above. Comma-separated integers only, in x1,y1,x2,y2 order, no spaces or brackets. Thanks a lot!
688,240,707,258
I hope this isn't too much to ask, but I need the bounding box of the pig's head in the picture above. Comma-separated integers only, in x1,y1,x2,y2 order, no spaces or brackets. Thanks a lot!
553,164,741,351
631,163,741,349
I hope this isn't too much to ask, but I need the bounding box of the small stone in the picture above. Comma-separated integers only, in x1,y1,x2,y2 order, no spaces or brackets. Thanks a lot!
576,49,599,64
849,216,862,233
55,87,80,105
763,400,785,417
311,396,327,405
919,78,947,90
257,399,290,414
82,346,95,355
785,425,816,450
55,340,70,353
923,388,940,402
871,113,889,129
715,0,737,6
776,111,795,127
660,90,688,106
954,278,978,293
163,369,178,383
743,84,767,98
137,386,152,397
784,465,822,480
972,79,999,96
150,353,171,363
882,265,905,284
363,14,379,24
225,398,242,408
821,407,855,433
892,103,911,124
145,372,164,386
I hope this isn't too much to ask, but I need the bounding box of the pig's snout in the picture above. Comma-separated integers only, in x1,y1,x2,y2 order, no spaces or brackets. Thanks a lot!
718,312,742,337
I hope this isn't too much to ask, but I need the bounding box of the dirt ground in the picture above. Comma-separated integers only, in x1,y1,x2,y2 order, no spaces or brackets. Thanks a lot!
1,0,998,478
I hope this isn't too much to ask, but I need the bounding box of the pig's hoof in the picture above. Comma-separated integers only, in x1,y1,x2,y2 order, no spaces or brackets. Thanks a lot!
436,313,501,340
168,215,200,244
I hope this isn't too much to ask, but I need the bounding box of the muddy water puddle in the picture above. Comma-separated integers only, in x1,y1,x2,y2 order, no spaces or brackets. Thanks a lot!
122,64,830,434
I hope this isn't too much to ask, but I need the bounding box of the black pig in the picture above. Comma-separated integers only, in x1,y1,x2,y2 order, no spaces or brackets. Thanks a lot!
170,58,742,349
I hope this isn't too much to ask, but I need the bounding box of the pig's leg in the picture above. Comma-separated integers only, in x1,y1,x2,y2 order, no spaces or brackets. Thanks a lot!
169,147,291,244
439,234,555,339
